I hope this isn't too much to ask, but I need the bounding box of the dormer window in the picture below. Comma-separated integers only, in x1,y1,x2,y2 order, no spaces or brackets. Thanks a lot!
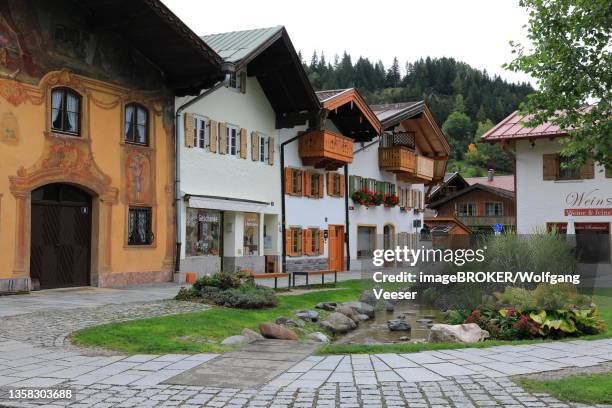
124,103,149,145
51,87,80,135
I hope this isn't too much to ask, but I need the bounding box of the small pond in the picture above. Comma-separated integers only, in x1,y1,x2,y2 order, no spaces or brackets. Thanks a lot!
333,302,443,345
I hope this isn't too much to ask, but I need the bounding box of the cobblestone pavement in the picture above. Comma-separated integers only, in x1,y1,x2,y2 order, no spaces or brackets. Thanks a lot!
1,287,611,407
0,375,608,407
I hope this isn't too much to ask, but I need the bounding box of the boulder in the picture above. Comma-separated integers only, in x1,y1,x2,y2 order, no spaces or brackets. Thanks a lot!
221,335,250,346
336,305,356,320
319,312,357,334
354,314,370,321
416,318,433,324
276,316,305,328
295,310,319,322
388,319,411,331
399,336,410,342
241,328,264,341
383,300,395,312
308,332,330,343
259,322,299,340
315,302,337,311
428,323,490,343
359,289,377,306
343,301,375,318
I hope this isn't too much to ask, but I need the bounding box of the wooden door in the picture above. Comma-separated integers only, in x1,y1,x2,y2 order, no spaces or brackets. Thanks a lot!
30,184,91,289
328,225,344,272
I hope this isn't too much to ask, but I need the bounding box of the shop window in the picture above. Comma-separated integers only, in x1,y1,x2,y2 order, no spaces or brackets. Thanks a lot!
185,208,221,256
51,87,80,135
128,207,153,245
485,202,503,216
357,226,376,258
124,103,148,145
244,212,259,256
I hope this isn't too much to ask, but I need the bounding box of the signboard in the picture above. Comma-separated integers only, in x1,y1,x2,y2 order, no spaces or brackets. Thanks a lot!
493,223,503,233
564,208,612,216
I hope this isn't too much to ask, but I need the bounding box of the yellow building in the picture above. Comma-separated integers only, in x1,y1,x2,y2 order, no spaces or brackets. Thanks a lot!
0,0,221,293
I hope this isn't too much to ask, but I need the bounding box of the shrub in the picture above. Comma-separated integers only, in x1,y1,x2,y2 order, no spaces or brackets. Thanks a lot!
192,272,243,291
213,285,278,309
174,287,199,301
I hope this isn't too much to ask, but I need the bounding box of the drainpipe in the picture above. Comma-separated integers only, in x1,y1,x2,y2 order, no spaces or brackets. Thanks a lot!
280,132,305,273
344,163,351,271
174,62,236,273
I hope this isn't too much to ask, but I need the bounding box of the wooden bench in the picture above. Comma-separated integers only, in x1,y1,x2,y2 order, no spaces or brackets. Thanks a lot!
245,271,291,288
292,270,337,287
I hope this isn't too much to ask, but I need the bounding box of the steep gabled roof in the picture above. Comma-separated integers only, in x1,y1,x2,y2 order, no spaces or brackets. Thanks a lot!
316,88,381,141
428,183,515,209
429,172,469,200
465,175,515,192
79,0,223,94
371,101,450,157
481,110,566,142
201,26,320,128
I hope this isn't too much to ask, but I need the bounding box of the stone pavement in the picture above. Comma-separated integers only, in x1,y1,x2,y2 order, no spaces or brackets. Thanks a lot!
1,285,611,407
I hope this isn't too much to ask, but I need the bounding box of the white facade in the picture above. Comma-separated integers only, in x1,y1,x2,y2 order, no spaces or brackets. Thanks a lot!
281,127,425,272
176,76,284,274
515,138,612,234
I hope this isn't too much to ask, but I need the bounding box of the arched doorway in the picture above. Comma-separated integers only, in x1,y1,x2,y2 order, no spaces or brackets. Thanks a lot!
30,183,92,289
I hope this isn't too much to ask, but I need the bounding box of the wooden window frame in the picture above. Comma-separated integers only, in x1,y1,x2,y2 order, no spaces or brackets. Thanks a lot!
259,133,268,162
124,103,149,146
558,155,581,180
485,202,503,216
310,228,321,255
226,124,240,156
458,202,476,217
291,227,302,256
291,168,303,195
311,173,320,197
194,116,210,150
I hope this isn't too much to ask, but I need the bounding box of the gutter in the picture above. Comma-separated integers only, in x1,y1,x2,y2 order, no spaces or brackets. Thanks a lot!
174,62,236,273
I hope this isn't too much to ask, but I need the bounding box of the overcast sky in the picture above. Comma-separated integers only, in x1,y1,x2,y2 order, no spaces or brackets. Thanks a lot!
163,0,534,86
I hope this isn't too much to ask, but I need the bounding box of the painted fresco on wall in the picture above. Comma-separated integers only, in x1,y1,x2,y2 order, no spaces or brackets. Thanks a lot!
1,111,18,144
124,148,154,204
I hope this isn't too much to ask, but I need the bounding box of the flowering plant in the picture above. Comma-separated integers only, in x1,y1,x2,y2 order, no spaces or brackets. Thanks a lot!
351,190,372,206
383,194,399,207
371,192,384,206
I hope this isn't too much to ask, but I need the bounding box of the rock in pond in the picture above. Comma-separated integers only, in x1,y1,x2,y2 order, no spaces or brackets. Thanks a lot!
241,328,264,341
387,319,411,331
276,316,305,328
359,289,377,306
354,314,370,321
221,335,250,346
319,312,357,334
428,323,490,343
336,305,356,320
259,322,299,340
416,318,433,324
308,332,330,343
342,301,375,318
295,310,319,322
315,301,337,311
383,300,395,312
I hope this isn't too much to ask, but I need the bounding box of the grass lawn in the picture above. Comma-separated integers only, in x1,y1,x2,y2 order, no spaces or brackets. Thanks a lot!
72,282,612,356
515,373,612,404
72,279,370,354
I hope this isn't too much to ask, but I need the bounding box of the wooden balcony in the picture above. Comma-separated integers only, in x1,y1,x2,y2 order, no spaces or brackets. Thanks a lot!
298,129,353,170
378,146,434,183
457,216,516,228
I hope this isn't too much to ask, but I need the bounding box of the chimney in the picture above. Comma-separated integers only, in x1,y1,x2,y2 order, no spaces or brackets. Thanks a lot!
487,169,494,182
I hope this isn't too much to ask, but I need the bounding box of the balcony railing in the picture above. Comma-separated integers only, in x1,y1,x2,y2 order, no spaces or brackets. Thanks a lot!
457,216,516,227
379,146,434,183
298,129,353,170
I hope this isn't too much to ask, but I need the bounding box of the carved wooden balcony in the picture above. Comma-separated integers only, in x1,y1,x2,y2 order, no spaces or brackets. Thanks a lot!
298,129,353,170
378,146,434,183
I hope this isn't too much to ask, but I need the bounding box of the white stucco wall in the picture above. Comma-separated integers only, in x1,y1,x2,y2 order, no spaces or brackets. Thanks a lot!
515,139,612,234
280,127,425,270
176,77,283,260
349,139,424,269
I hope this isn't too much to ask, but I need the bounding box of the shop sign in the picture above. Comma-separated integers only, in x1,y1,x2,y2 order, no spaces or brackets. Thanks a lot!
564,208,612,216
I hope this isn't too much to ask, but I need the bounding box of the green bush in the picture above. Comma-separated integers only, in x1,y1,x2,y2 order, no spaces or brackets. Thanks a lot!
174,287,199,301
213,285,278,309
192,271,246,291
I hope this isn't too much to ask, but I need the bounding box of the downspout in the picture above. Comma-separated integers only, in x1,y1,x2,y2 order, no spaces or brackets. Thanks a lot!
280,132,305,273
344,163,351,271
174,62,235,273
